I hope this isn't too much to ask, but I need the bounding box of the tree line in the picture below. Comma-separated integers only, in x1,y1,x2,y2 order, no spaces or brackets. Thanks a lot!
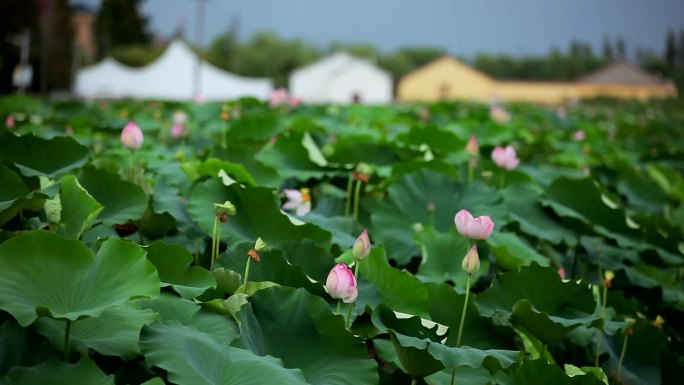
1,0,683,94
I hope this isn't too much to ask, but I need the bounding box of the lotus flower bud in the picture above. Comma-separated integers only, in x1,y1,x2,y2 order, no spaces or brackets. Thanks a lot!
454,209,495,240
325,263,358,303
465,136,479,157
352,229,371,260
461,244,480,274
491,145,519,170
121,121,143,150
6,115,15,129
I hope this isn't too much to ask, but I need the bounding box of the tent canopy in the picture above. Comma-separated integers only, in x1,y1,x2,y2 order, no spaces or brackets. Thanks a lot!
290,52,393,104
76,40,273,100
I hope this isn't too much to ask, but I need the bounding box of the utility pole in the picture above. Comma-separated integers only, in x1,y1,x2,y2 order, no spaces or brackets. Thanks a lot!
192,0,206,100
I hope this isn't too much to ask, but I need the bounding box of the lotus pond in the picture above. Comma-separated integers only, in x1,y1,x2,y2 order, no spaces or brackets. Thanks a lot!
0,95,683,385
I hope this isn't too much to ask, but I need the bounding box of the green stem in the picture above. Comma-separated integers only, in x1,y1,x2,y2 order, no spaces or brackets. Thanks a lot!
455,274,471,348
450,368,456,385
345,262,361,329
129,151,135,182
63,320,72,361
595,282,608,367
344,175,353,217
352,179,362,227
467,158,474,183
411,379,417,385
244,255,252,287
499,171,505,189
336,300,341,316
211,217,220,266
617,332,629,382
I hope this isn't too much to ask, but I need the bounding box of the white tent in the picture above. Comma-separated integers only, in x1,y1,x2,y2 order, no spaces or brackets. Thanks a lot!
289,52,393,104
75,40,273,100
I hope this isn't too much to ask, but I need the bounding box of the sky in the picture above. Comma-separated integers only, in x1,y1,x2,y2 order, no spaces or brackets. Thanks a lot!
78,0,684,59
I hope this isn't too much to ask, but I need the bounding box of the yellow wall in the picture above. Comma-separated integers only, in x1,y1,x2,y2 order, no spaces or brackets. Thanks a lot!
397,57,678,103
397,56,495,102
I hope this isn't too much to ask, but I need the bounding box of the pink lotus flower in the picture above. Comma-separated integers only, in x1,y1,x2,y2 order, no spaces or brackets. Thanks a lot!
170,123,186,139
490,105,511,123
173,111,188,125
325,263,358,303
5,115,15,129
461,244,480,274
270,88,290,107
465,136,479,157
282,188,311,216
491,145,519,170
352,229,371,260
454,209,495,240
121,121,143,150
572,130,586,141
289,96,301,107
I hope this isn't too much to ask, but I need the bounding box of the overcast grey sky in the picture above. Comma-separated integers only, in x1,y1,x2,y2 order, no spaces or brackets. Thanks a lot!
80,0,684,58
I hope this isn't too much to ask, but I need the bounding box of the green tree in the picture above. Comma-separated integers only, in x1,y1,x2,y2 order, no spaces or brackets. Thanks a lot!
665,29,676,68
379,47,443,81
95,0,151,59
602,36,614,62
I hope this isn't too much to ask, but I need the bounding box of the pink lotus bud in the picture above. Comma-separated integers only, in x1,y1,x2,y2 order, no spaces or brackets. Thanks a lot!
288,96,301,107
173,111,188,125
572,130,586,141
461,244,480,274
121,121,143,150
170,123,186,139
5,115,15,129
352,229,371,260
490,105,511,123
558,268,566,280
325,263,358,303
65,126,73,136
427,201,435,213
465,136,479,157
454,209,495,240
491,145,519,170
269,88,290,107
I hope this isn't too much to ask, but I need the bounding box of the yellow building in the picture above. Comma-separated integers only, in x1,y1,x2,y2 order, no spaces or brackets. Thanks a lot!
397,57,677,103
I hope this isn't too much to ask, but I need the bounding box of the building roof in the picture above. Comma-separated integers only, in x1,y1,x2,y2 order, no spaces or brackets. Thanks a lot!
577,60,669,85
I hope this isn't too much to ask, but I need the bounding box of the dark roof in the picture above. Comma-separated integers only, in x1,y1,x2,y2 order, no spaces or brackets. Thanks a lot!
577,60,667,85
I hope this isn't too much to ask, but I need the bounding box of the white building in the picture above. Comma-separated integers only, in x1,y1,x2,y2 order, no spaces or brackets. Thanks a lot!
75,40,273,101
289,52,393,104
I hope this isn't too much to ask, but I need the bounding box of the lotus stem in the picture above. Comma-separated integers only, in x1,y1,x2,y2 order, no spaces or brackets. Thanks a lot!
63,320,72,361
211,216,220,266
468,158,474,183
499,171,505,189
243,255,252,287
456,273,471,348
617,330,630,382
344,175,353,217
345,261,360,329
411,379,417,385
595,275,608,367
337,300,341,316
450,368,456,385
352,179,362,226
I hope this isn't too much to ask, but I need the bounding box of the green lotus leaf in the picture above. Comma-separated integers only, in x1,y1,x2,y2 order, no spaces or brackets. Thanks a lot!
0,320,53,376
0,132,90,178
0,231,159,326
487,232,549,269
257,131,340,180
140,321,306,385
139,293,239,343
541,177,642,248
425,282,515,350
145,241,216,299
188,178,332,251
0,358,115,385
415,226,488,286
511,359,605,385
77,166,148,225
372,169,505,264
476,263,598,342
187,157,257,186
211,144,280,188
33,303,158,360
0,164,51,226
503,184,577,246
234,286,378,385
218,242,328,297
358,247,430,318
55,174,103,239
